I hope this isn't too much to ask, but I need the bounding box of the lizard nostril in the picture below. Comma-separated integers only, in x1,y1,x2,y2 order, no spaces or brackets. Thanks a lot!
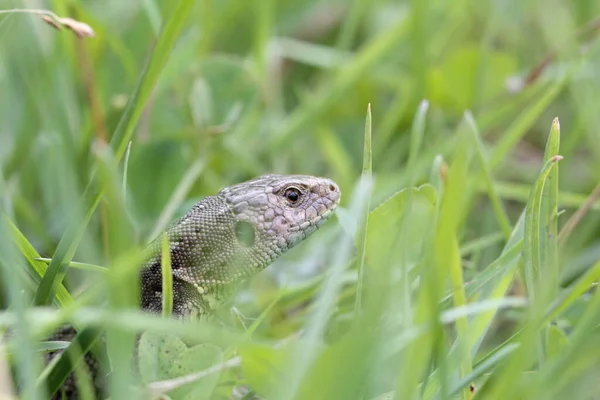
329,184,336,192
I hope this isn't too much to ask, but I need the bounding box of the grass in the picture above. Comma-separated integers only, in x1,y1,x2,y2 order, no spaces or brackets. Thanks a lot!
2,0,600,399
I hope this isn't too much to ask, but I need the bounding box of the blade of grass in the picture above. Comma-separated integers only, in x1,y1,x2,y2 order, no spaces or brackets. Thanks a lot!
41,138,135,398
34,249,154,396
34,0,195,306
544,257,600,322
448,343,520,397
447,234,473,400
252,0,274,84
275,179,372,400
0,342,16,399
122,141,132,201
34,258,108,273
95,145,138,400
354,103,372,311
435,134,473,400
147,158,206,242
540,118,560,288
335,0,368,51
478,154,563,399
460,232,504,256
484,181,600,210
0,220,45,400
522,154,563,299
464,111,512,238
108,0,194,162
539,119,561,365
522,148,563,368
38,327,103,398
406,100,429,181
424,210,526,400
3,216,73,307
399,128,471,400
161,233,173,317
5,308,247,347
558,182,600,246
398,99,429,340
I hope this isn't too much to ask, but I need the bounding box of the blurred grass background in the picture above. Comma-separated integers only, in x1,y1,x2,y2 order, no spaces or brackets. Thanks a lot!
2,0,600,399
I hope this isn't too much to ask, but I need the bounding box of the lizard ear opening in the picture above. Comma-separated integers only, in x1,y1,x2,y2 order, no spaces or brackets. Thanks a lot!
235,221,256,247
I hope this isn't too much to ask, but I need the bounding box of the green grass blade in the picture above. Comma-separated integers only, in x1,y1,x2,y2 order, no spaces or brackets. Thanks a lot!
478,154,563,399
122,141,132,201
161,233,173,317
400,129,471,400
0,220,45,399
398,99,429,349
424,212,526,400
38,327,103,398
147,158,206,242
3,216,73,307
483,181,600,210
108,0,195,162
354,103,372,311
464,111,512,238
523,154,563,299
544,257,600,322
35,258,108,273
449,343,520,396
335,0,368,50
558,182,600,247
540,118,560,291
434,136,472,400
33,0,195,306
275,180,372,400
33,189,101,307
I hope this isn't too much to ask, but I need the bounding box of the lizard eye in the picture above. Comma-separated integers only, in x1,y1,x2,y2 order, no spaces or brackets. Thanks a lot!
284,187,301,203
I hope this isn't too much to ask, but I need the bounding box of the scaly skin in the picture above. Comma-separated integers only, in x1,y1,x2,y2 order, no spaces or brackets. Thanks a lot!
48,174,341,398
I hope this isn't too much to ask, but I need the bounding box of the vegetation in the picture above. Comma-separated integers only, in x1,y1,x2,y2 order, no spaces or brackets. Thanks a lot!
1,0,600,399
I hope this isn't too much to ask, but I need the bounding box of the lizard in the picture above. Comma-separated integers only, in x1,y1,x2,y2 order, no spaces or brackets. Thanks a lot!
46,174,341,399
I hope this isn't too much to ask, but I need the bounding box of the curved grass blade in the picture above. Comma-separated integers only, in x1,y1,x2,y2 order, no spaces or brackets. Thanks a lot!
3,215,73,307
523,154,563,299
34,0,195,307
0,219,45,399
476,155,562,399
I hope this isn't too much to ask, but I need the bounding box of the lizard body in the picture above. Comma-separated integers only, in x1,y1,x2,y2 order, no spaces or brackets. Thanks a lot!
48,174,340,398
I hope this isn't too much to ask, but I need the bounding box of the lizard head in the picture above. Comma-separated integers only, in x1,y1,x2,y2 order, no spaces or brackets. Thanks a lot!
219,174,341,261
145,174,341,315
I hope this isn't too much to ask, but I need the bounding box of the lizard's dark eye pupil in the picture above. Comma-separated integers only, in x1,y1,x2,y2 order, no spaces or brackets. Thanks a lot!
285,188,300,203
